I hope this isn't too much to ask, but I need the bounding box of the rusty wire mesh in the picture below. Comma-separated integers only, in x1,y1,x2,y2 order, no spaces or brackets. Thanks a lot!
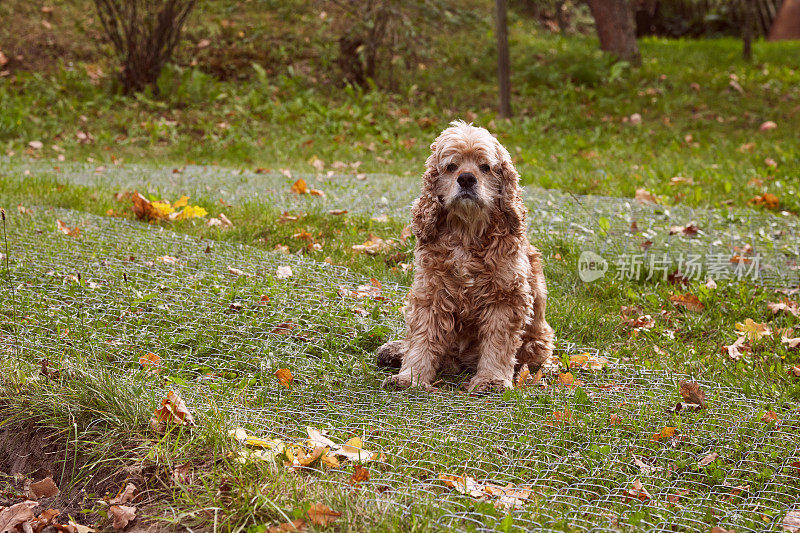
0,207,797,532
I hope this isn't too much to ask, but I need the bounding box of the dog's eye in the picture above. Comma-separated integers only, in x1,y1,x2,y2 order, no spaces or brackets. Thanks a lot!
446,163,458,173
479,164,491,173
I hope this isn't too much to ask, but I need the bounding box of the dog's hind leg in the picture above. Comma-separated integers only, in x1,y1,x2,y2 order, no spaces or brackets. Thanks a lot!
377,340,406,369
516,248,555,371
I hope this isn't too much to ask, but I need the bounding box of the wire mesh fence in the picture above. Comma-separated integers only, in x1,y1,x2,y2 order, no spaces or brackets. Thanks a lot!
1,207,797,532
7,158,800,288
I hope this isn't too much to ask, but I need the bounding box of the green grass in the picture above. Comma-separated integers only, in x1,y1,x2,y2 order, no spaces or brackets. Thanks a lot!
1,6,800,531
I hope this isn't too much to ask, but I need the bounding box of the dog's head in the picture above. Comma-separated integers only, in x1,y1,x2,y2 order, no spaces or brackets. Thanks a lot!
412,120,524,243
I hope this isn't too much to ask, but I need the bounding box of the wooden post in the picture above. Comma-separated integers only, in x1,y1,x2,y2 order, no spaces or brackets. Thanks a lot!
496,0,512,118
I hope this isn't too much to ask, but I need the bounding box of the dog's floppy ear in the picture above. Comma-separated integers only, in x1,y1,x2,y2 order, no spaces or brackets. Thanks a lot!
495,156,526,237
411,167,443,244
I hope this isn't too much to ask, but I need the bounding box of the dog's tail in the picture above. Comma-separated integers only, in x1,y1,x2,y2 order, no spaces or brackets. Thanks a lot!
376,340,405,368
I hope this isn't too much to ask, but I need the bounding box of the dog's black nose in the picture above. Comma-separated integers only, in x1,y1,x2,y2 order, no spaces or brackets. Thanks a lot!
457,173,476,188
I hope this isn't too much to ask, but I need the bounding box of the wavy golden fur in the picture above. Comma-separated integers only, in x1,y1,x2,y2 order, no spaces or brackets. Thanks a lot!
378,120,554,392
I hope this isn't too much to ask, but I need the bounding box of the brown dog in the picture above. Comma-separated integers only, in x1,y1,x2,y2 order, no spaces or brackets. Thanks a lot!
378,121,554,392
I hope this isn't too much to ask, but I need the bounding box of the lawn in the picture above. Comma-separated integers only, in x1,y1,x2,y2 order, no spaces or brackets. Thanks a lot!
1,5,800,532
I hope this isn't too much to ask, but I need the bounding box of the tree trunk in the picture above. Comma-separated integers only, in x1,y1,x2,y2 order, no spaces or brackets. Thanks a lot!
768,0,800,40
496,0,512,118
585,0,641,65
743,0,755,61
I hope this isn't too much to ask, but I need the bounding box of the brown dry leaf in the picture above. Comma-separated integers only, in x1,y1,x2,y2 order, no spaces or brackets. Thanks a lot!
328,209,348,216
783,509,800,532
652,427,676,442
679,381,707,409
633,456,662,475
109,483,137,505
172,463,192,485
761,410,779,423
666,488,690,503
558,372,574,387
138,352,161,372
109,505,136,530
150,390,195,433
308,188,325,197
515,365,542,388
28,476,59,499
669,223,700,236
788,366,800,378
749,193,780,210
131,192,156,220
723,335,751,361
569,353,609,371
549,409,572,425
272,322,296,335
609,413,622,425
768,300,799,317
56,219,80,238
783,336,800,350
290,179,308,195
295,446,326,468
624,479,651,501
670,293,704,312
349,465,370,487
634,188,658,204
711,527,735,533
735,319,772,342
0,500,38,532
267,519,307,533
274,368,293,388
352,235,395,255
306,503,341,526
698,452,719,467
17,204,33,216
30,508,61,532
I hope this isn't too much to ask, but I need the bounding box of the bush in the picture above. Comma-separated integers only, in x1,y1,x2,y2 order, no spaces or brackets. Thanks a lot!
93,0,198,93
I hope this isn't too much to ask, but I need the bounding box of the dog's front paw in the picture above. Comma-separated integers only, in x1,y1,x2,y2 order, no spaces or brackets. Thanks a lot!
464,376,512,394
382,373,414,390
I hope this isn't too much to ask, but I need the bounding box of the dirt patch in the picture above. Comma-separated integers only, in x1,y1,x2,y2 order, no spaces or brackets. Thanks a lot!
0,420,175,532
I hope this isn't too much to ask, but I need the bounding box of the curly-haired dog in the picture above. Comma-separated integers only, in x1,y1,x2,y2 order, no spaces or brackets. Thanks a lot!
377,120,554,393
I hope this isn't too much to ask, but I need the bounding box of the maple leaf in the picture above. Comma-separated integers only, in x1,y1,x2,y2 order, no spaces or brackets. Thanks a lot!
624,479,651,502
679,381,707,409
735,319,771,342
109,505,136,530
306,503,341,526
349,465,370,486
670,293,704,312
652,427,675,442
634,188,657,204
768,299,799,317
149,391,195,433
138,352,161,373
56,219,80,237
274,368,293,388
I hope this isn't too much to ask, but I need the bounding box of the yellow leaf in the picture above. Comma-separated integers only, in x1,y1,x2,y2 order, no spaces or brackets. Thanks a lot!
652,426,675,441
172,195,189,209
291,178,308,194
175,205,208,220
151,201,175,218
735,318,771,342
275,368,293,388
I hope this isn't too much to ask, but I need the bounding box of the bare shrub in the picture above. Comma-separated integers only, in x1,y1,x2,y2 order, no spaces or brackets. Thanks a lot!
93,0,197,93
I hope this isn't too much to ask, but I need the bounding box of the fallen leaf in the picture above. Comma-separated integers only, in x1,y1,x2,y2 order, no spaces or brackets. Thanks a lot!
783,336,800,350
28,140,43,150
652,426,676,442
150,390,195,433
156,255,178,264
706,278,717,290
633,456,662,475
749,193,779,210
679,381,707,409
568,353,609,370
723,335,751,361
56,219,80,238
138,352,161,372
515,365,542,388
768,300,799,317
350,465,370,486
306,503,341,526
276,265,293,279
669,223,700,236
634,188,657,204
227,266,246,276
275,368,293,388
788,366,800,378
108,505,136,530
336,436,371,462
711,526,735,533
27,476,59,499
761,410,779,423
624,479,651,501
759,120,777,131
0,501,38,532
291,179,308,194
109,483,137,505
352,235,395,255
328,209,348,215
698,452,719,467
272,322,295,335
670,293,704,312
736,319,771,342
